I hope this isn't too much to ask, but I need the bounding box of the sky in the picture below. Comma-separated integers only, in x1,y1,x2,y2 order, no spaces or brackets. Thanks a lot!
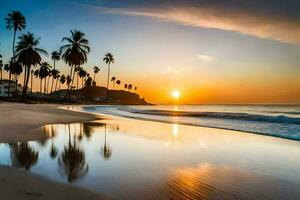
0,0,300,104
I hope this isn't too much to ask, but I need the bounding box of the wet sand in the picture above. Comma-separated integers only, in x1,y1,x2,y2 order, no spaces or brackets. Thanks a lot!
0,102,106,200
0,102,98,142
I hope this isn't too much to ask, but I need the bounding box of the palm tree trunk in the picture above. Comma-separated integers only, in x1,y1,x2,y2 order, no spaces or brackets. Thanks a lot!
54,78,58,92
21,66,30,101
0,69,2,80
76,73,79,90
8,72,11,97
40,78,42,93
44,78,47,95
64,65,74,101
30,71,33,94
106,63,110,100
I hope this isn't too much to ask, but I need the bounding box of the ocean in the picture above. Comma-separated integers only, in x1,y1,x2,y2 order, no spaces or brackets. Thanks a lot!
83,104,300,140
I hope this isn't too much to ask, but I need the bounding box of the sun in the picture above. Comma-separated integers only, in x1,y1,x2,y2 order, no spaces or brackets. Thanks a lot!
171,90,180,99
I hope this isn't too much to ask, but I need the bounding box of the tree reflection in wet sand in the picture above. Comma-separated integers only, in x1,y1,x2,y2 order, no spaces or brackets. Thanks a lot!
58,124,88,182
101,124,112,160
10,142,39,170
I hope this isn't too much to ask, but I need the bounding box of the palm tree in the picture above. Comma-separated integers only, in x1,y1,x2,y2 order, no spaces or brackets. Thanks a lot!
0,54,3,80
50,69,60,93
15,32,47,100
50,51,60,93
78,68,87,88
66,75,72,89
39,62,51,94
5,11,26,97
34,69,42,93
103,53,114,90
51,51,60,69
111,76,116,89
59,74,66,90
5,11,26,59
124,84,128,90
60,30,90,99
75,66,81,90
10,61,23,95
54,74,60,91
116,80,121,89
93,66,100,85
128,84,132,91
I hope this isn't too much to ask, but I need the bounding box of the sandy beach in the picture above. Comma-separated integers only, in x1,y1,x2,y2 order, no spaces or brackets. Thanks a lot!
0,102,106,200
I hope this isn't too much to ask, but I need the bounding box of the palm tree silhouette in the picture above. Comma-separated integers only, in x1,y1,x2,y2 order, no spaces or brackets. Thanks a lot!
50,51,61,93
128,84,132,91
59,74,66,90
78,68,87,88
60,30,90,99
116,80,121,89
111,76,116,89
15,32,48,100
58,125,88,182
54,74,61,91
134,86,137,91
101,125,112,160
50,69,60,93
34,69,42,93
39,62,51,94
93,66,100,86
75,66,81,90
124,84,128,90
5,11,26,97
103,53,114,97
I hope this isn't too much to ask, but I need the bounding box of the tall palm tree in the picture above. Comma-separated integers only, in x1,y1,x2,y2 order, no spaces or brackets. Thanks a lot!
5,11,26,59
15,32,48,100
50,69,60,93
5,11,26,97
39,62,51,94
78,68,87,88
93,66,100,85
10,61,23,95
103,53,114,90
111,76,116,89
50,51,60,93
60,30,90,99
75,66,81,90
34,69,42,93
51,51,60,69
116,80,121,89
54,74,60,91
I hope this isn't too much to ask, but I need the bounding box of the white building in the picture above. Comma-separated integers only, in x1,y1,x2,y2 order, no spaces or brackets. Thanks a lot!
0,79,23,97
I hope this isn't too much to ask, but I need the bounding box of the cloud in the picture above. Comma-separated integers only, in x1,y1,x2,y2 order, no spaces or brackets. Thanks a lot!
197,54,215,62
89,2,300,44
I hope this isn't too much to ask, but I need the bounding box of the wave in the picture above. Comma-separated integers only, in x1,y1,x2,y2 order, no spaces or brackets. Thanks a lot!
119,107,300,125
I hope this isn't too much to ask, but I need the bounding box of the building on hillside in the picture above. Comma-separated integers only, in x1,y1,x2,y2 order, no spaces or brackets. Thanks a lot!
0,79,28,97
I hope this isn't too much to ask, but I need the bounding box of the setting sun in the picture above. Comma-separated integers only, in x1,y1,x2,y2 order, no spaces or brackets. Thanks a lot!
172,90,181,99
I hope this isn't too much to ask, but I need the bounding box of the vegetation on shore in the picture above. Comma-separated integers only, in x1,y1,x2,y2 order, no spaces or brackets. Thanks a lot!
1,10,144,104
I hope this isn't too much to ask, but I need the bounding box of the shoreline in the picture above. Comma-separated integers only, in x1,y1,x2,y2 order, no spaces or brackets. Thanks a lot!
81,105,300,142
0,102,107,200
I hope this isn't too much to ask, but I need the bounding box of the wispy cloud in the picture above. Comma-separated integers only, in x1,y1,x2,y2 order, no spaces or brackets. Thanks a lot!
197,54,215,62
89,4,300,44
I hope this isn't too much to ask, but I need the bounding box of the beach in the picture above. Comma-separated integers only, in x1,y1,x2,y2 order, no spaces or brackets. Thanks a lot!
0,102,300,199
0,102,106,200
